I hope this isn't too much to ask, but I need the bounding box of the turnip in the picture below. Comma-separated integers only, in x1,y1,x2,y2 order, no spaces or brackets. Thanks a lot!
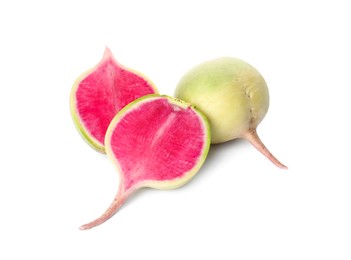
174,57,287,169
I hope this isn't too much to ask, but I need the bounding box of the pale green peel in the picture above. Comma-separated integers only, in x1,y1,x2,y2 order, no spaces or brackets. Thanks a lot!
70,77,105,153
175,57,287,169
175,57,269,143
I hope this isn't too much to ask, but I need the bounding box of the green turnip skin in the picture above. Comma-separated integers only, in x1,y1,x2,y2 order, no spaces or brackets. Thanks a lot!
174,57,287,169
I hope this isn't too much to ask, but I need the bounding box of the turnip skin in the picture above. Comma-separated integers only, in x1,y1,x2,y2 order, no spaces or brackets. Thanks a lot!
175,57,287,169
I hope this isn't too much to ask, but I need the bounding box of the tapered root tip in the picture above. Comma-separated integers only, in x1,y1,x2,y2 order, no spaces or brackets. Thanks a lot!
79,225,89,231
79,223,99,230
79,216,110,231
244,129,288,170
79,191,128,230
279,164,288,170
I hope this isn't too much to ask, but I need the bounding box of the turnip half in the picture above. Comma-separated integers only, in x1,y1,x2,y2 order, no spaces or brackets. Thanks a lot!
174,57,287,169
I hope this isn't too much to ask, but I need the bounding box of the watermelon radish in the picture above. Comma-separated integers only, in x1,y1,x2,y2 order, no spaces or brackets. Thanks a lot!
175,57,287,169
70,48,158,152
79,94,211,230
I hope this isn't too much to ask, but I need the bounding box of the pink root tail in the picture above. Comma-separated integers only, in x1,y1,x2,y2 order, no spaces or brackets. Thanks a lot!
243,129,288,170
79,191,128,230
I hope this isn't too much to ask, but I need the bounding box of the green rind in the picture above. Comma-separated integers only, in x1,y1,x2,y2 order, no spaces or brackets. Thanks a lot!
104,94,211,193
69,48,159,153
70,68,106,153
174,57,269,143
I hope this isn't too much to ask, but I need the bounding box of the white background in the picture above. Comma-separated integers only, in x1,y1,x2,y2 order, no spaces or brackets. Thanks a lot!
1,0,350,259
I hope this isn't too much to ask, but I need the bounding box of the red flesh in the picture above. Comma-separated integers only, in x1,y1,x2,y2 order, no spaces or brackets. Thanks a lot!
75,49,156,145
111,98,206,190
80,96,209,230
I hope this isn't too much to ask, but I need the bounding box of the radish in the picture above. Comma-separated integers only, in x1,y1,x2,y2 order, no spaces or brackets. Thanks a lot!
79,94,211,230
174,57,287,169
70,48,158,152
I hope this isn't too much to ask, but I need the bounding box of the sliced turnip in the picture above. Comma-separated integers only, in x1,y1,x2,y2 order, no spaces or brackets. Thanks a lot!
70,48,158,152
79,94,211,230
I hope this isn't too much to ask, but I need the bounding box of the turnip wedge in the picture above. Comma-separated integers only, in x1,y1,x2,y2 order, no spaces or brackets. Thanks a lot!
80,94,211,230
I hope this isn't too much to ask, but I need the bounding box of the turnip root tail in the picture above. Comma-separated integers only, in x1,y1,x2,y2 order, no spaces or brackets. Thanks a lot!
79,190,128,230
243,129,288,170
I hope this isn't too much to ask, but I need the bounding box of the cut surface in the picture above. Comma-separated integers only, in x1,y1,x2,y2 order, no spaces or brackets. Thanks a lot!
80,94,211,230
109,96,208,191
70,48,158,152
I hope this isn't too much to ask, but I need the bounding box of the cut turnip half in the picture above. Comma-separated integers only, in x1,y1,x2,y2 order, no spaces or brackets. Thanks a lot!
79,94,211,230
70,48,158,152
